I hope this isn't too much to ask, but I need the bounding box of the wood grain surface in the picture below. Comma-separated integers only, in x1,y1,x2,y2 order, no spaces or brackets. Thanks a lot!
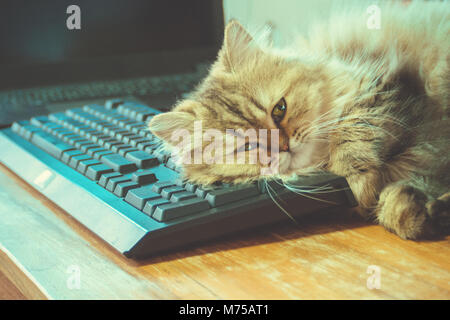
0,163,449,300
0,268,26,300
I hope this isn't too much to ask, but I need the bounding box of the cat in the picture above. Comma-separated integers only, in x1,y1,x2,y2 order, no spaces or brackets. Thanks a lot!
149,1,449,240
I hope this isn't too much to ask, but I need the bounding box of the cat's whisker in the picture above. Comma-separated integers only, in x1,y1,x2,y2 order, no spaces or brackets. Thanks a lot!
264,179,299,225
286,185,351,194
283,186,340,205
272,179,340,205
278,179,332,191
280,179,350,194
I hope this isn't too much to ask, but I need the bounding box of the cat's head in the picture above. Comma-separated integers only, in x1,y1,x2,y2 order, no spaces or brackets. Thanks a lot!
149,21,334,185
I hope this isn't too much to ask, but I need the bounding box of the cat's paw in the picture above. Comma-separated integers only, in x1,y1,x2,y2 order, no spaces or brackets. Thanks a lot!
377,183,429,240
426,192,450,237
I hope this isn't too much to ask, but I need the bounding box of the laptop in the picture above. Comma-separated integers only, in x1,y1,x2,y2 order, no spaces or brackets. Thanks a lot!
0,0,356,259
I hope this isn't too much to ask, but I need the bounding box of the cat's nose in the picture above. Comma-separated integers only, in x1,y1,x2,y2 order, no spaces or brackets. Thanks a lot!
279,134,290,152
280,142,290,152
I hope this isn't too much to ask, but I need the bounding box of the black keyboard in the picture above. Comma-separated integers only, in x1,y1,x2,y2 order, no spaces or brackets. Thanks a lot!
0,72,202,109
0,99,357,259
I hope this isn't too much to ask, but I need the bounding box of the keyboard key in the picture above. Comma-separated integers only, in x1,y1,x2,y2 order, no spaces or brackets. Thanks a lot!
11,121,26,135
105,99,123,110
49,112,72,123
166,157,180,171
151,165,180,182
93,150,114,160
84,103,106,113
42,122,63,133
106,175,131,192
113,181,140,197
61,149,84,164
195,186,210,198
135,111,154,122
98,172,122,187
69,154,92,169
143,144,159,154
131,126,148,135
151,181,176,193
77,159,102,174
65,135,85,145
54,129,74,140
104,126,128,137
85,131,104,140
131,170,157,185
174,178,186,187
84,146,102,155
17,124,42,140
119,103,156,122
204,184,260,207
117,103,134,117
142,198,170,217
91,134,110,144
30,116,51,127
97,137,116,147
78,127,97,136
170,191,197,202
152,198,210,222
125,151,159,169
115,131,135,141
125,186,161,210
80,143,99,153
185,182,198,193
118,147,139,157
101,154,137,173
74,139,94,149
130,138,151,148
139,142,158,151
85,164,114,181
160,186,185,199
152,148,170,163
111,143,130,153
122,134,141,145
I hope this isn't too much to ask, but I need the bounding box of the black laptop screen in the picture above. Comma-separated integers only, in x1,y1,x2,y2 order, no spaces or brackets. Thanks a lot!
0,0,222,88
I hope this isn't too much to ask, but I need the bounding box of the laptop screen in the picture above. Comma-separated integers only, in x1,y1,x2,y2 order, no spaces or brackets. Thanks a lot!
0,0,223,89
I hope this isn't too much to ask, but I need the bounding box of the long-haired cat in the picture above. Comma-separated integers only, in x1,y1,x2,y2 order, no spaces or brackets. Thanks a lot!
149,1,449,240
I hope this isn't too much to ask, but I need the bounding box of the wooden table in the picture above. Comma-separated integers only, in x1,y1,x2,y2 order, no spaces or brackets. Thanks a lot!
0,163,449,300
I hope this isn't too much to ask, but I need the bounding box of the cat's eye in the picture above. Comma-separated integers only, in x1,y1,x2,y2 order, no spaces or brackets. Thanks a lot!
238,142,258,152
271,98,287,124
244,142,258,151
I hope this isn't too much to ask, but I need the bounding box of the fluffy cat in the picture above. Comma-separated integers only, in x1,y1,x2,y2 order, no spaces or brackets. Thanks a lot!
149,1,449,240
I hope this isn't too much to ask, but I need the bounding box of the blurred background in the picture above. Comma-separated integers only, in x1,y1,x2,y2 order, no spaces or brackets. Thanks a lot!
0,0,223,89
0,0,224,123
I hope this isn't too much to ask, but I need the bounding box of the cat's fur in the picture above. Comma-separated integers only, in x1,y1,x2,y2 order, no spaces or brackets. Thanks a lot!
149,1,449,240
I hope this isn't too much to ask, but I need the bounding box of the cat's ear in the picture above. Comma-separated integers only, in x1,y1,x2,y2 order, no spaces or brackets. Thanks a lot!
148,110,195,144
219,20,260,72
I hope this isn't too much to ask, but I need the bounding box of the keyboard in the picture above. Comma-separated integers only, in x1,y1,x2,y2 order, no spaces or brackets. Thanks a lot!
0,99,357,259
0,72,203,110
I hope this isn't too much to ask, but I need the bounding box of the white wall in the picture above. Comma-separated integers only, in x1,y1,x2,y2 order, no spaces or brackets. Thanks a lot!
222,0,335,46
